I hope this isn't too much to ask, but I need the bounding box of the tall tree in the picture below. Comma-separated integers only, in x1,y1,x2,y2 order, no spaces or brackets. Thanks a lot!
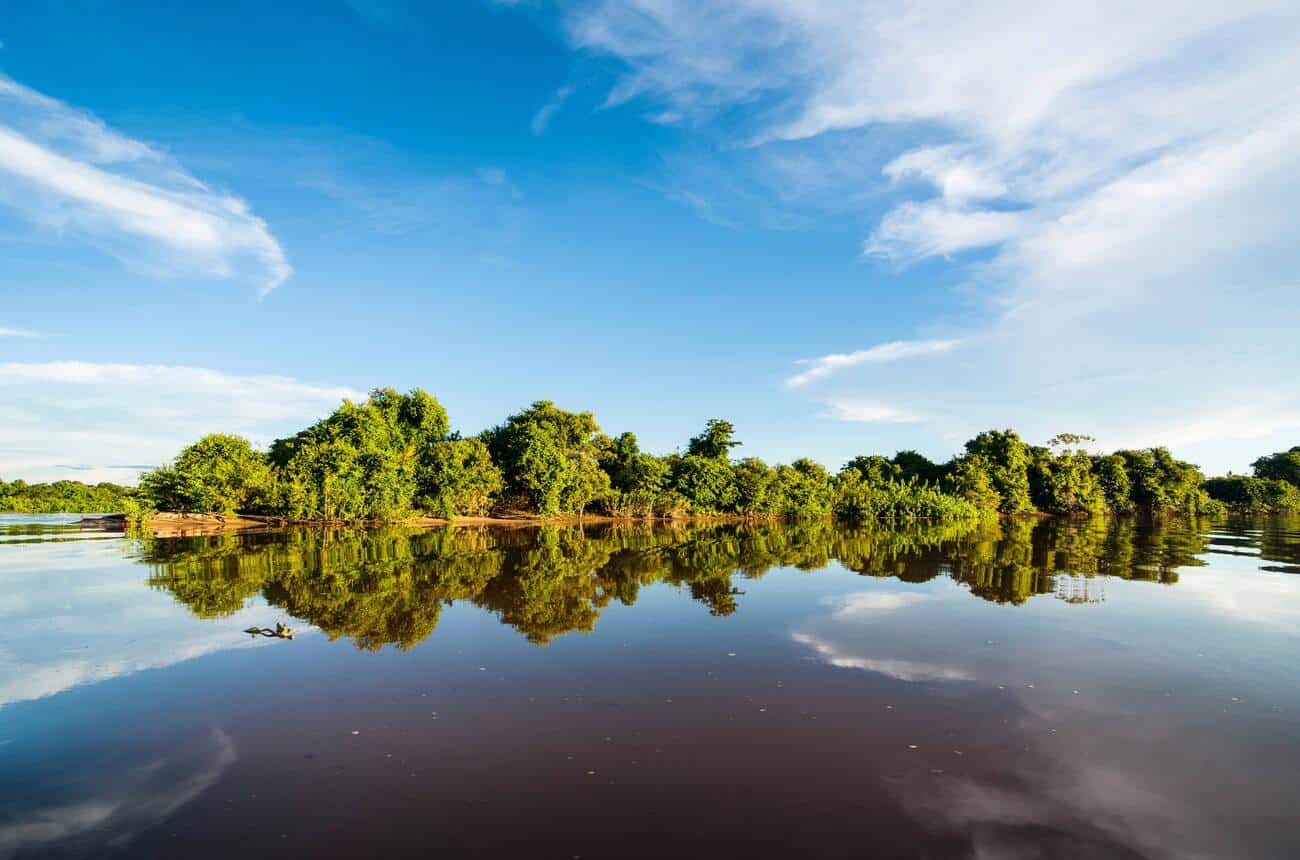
687,419,741,460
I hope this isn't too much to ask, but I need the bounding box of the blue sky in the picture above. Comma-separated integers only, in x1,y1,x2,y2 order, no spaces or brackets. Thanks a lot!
2,0,1298,484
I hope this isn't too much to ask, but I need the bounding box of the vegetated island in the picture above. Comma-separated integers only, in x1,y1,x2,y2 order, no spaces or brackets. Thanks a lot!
5,387,1299,534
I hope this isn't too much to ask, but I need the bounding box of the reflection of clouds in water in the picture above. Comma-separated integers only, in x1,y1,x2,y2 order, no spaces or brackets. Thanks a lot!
790,592,1187,855
1176,570,1300,632
792,587,1296,859
0,727,236,860
892,748,1201,860
0,632,266,708
827,590,929,618
791,631,973,682
0,538,289,709
794,588,972,682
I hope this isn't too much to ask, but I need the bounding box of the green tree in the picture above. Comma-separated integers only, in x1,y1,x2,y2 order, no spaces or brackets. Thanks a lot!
138,433,272,514
667,454,738,512
946,455,1002,512
769,458,835,518
891,450,944,485
959,430,1036,514
598,432,669,493
417,438,504,517
733,457,777,515
1091,454,1134,514
1251,446,1300,487
686,419,741,460
269,388,451,520
483,401,612,516
1205,475,1300,513
1115,447,1218,515
840,455,901,485
1027,435,1104,515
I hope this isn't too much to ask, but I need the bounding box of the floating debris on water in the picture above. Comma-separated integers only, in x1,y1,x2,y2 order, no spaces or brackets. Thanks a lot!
244,621,295,639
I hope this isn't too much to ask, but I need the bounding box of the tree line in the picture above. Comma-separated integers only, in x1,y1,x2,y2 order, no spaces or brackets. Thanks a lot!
6,388,1299,520
0,479,133,514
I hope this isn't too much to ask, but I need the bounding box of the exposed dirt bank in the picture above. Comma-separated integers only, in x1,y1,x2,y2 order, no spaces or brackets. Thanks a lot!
80,510,780,537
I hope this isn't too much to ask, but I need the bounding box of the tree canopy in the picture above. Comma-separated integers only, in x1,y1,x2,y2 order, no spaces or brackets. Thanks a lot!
482,400,611,516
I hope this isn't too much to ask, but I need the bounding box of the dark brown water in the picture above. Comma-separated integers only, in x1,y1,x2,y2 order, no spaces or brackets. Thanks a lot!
1,514,1298,859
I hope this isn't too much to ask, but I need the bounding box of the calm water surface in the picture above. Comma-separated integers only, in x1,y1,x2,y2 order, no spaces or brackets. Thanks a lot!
1,514,1298,859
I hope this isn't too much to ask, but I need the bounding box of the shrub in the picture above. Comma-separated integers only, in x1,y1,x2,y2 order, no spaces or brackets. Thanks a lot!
417,438,503,517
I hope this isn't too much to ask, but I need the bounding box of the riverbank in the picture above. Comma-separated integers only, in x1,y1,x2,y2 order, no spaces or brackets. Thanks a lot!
80,510,785,537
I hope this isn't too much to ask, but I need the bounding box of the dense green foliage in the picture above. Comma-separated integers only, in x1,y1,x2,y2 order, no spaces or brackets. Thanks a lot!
269,388,449,521
834,476,980,521
1204,445,1300,513
0,478,132,513
139,434,271,514
1113,447,1219,515
1204,476,1300,513
416,438,503,517
114,385,1299,523
482,401,611,516
1251,446,1300,487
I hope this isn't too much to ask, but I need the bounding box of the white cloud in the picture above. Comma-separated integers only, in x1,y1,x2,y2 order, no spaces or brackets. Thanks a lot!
787,337,960,387
865,202,1028,259
883,145,1007,204
0,362,362,483
0,74,290,296
558,0,1300,472
821,399,924,424
531,85,576,134
0,326,51,337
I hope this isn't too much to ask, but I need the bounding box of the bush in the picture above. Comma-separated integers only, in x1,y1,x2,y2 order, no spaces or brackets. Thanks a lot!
483,401,611,516
666,454,738,513
1205,475,1300,513
138,434,271,514
1251,447,1300,487
417,438,503,517
834,477,981,522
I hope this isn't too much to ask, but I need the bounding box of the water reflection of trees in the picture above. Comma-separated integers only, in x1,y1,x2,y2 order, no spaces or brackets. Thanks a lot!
1247,515,1300,573
136,516,1221,649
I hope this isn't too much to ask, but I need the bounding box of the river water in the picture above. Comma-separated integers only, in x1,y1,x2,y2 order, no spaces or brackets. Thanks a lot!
1,514,1297,858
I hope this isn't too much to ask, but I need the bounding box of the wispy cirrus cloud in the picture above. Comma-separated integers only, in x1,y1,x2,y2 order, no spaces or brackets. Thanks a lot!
0,326,53,338
0,74,290,296
786,338,961,388
531,85,576,134
820,399,924,424
0,362,361,483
